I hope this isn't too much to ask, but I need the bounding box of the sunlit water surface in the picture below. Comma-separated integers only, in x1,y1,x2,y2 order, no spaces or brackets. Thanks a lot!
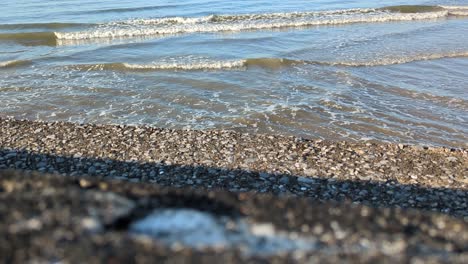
1,0,467,147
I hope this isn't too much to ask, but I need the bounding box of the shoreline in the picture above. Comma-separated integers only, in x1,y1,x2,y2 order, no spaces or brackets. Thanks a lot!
0,117,466,217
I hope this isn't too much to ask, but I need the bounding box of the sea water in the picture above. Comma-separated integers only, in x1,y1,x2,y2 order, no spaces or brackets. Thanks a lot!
0,0,467,147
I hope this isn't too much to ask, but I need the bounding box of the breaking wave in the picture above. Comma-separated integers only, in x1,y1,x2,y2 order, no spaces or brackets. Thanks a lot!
0,32,58,46
66,60,247,71
0,60,31,69
1,5,465,45
65,51,468,72
54,5,467,40
440,5,468,16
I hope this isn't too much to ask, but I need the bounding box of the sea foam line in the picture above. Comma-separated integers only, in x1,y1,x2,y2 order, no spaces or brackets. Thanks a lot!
53,6,463,40
66,60,247,71
122,60,246,70
65,51,468,72
327,51,468,67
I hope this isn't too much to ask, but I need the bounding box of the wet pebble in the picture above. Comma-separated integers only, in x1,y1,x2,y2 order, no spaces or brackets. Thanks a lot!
0,117,466,217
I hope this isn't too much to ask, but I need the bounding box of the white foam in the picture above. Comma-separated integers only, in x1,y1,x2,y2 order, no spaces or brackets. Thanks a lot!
439,5,468,16
119,16,214,25
0,60,22,68
122,60,246,70
448,10,468,16
67,50,468,73
439,5,468,10
54,8,451,40
333,51,468,67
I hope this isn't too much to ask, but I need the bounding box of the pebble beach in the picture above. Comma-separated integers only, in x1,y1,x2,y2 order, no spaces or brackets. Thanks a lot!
1,117,467,215
0,118,467,262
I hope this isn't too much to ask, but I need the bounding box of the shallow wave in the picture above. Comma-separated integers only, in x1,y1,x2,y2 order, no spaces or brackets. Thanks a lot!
378,5,444,13
0,32,57,46
439,5,468,16
388,87,468,110
64,52,468,72
327,52,468,67
123,60,245,70
85,4,180,14
0,22,92,30
0,60,31,68
66,60,246,71
61,51,468,71
54,5,466,40
65,59,294,72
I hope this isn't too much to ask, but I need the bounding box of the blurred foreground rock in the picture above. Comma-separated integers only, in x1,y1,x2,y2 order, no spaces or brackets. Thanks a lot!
1,170,467,263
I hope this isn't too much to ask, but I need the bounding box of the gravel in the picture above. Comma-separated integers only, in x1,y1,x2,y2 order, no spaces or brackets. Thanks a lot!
0,117,467,217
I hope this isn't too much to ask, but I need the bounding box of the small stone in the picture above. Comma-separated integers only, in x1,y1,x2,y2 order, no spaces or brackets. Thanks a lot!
304,169,318,175
446,157,458,162
37,162,47,168
297,176,314,185
14,161,23,168
279,176,290,185
358,190,368,196
81,217,102,232
79,179,92,188
5,152,17,159
88,166,97,175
